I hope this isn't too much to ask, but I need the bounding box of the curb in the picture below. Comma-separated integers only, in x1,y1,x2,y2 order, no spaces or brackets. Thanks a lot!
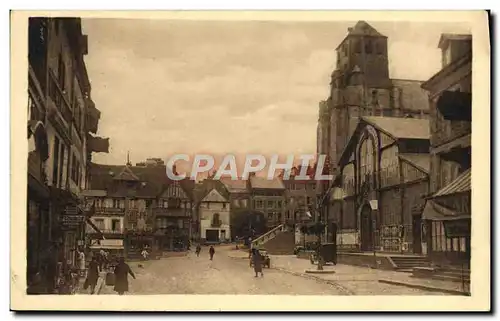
272,267,354,295
378,279,470,296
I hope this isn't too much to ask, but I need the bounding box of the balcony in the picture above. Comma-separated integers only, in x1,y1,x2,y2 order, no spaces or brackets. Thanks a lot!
48,69,72,124
88,207,125,216
211,219,222,227
87,228,124,235
152,207,189,217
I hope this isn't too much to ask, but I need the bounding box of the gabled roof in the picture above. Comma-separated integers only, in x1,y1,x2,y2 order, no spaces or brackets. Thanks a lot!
249,176,285,190
399,153,430,174
89,163,167,197
113,165,140,181
201,188,228,203
362,116,430,140
220,177,248,193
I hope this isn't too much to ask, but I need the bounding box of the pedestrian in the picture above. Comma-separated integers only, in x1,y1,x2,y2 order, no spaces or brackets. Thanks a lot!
252,249,264,277
209,246,215,260
113,257,136,295
78,248,86,278
195,244,201,257
85,256,100,294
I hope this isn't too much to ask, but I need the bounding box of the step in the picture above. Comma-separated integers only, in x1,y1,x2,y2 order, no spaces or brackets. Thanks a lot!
412,274,470,283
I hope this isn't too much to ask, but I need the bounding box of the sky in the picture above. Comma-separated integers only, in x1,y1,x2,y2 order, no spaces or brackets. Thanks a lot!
82,18,470,175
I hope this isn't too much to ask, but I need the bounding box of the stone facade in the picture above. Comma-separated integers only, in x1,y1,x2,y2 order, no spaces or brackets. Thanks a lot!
199,188,231,243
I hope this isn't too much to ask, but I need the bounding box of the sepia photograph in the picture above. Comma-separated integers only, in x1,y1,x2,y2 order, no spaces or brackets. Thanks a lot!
11,10,490,311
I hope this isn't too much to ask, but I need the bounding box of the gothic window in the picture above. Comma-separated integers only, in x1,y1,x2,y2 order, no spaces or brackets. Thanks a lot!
358,135,376,186
353,39,362,53
365,39,373,54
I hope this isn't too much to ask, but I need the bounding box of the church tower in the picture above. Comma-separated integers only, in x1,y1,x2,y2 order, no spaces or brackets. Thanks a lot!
328,21,392,168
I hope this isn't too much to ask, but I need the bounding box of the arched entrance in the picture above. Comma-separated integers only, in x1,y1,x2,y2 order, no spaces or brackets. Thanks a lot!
359,204,373,251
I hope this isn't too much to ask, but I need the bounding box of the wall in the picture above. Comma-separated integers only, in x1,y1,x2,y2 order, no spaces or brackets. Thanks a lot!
199,201,231,240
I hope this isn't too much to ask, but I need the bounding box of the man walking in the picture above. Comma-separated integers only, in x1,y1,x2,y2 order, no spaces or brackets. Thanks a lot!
195,244,201,257
209,246,215,260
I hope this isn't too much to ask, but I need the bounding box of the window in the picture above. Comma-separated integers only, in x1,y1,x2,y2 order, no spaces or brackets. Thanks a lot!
111,219,120,232
365,40,372,54
58,144,65,188
113,199,120,208
375,41,384,55
58,53,66,91
52,136,60,186
277,213,282,221
129,199,136,208
256,201,263,209
371,90,379,106
267,213,273,220
277,200,282,208
267,200,273,209
353,39,361,53
94,219,105,230
222,203,227,209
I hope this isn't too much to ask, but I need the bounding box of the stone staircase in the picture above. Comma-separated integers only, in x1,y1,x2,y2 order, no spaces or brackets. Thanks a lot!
390,255,431,271
251,224,295,255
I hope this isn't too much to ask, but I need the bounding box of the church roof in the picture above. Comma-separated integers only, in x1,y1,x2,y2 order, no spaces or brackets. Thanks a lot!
362,116,430,140
348,21,385,37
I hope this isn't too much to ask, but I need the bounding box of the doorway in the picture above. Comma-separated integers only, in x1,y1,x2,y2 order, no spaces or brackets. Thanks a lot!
412,215,422,254
205,229,219,242
360,204,373,251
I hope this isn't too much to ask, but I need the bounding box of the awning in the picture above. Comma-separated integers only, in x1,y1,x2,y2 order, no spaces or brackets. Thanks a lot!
422,199,470,221
433,168,471,198
86,218,104,239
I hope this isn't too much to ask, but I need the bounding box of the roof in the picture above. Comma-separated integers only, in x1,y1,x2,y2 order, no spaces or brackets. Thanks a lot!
201,188,228,203
249,176,285,190
391,79,430,111
90,163,167,197
362,116,430,140
399,153,430,173
220,177,248,193
335,21,386,50
433,168,471,198
349,21,384,36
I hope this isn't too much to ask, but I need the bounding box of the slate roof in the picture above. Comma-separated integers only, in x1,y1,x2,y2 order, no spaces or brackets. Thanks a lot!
391,79,430,111
347,21,385,37
362,116,430,140
249,176,285,190
399,153,431,173
89,163,167,197
220,177,248,193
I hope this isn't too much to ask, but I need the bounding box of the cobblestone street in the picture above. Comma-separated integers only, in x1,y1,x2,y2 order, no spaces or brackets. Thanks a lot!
99,246,453,295
100,246,348,295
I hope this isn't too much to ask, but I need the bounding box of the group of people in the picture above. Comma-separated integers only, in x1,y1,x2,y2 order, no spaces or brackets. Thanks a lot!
84,255,136,295
194,244,216,260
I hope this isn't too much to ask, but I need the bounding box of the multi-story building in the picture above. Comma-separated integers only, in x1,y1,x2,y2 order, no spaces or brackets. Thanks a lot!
153,178,194,252
332,116,430,254
198,187,232,243
27,17,107,292
421,34,472,267
282,165,317,224
249,175,286,228
220,177,251,240
85,159,165,258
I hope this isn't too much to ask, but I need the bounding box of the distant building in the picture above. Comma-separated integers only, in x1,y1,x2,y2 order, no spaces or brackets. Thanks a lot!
421,34,472,267
249,175,286,228
332,116,430,253
198,188,231,243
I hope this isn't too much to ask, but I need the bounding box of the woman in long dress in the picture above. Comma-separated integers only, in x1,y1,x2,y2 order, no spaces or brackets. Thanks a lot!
253,250,263,277
113,257,136,295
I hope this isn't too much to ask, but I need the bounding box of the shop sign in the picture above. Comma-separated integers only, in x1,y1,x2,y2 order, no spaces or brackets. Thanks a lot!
61,215,85,227
444,219,470,238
